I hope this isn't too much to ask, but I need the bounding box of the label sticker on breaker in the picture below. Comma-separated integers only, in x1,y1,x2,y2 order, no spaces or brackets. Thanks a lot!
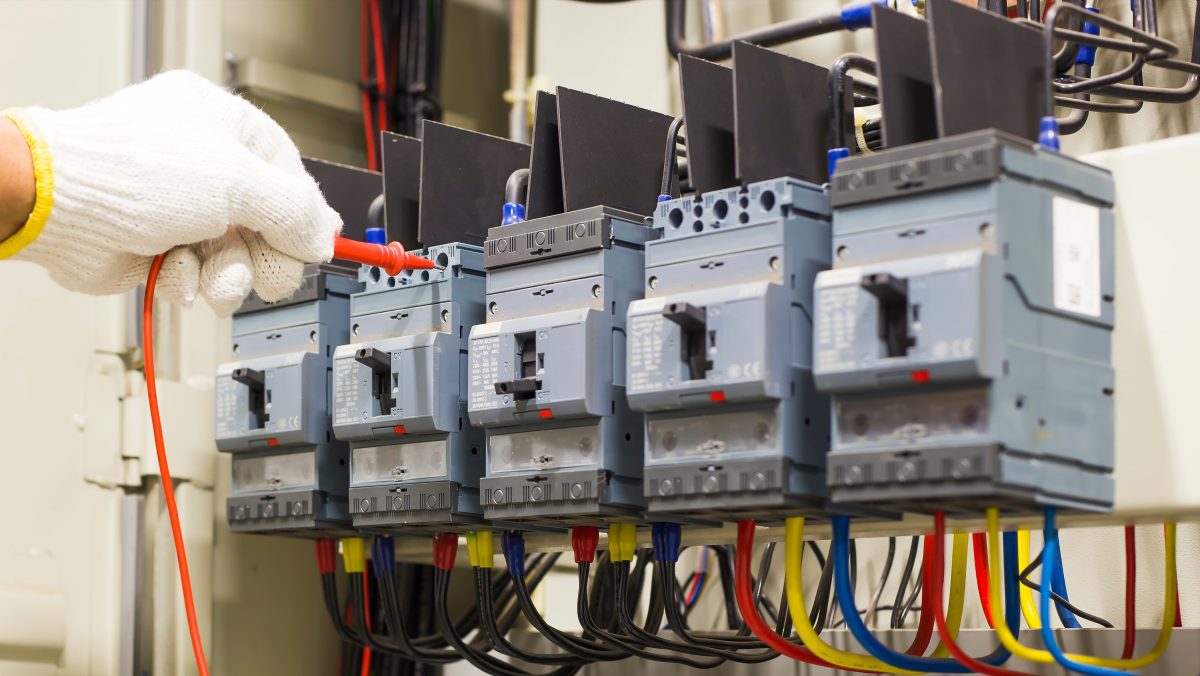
470,335,501,410
1052,196,1101,318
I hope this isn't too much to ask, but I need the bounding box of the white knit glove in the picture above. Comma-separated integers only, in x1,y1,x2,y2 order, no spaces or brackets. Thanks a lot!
2,70,342,315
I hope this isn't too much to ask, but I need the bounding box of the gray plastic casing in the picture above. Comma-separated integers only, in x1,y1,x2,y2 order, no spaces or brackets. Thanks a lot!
215,266,359,535
814,130,1116,513
331,244,489,531
628,178,833,521
468,207,658,526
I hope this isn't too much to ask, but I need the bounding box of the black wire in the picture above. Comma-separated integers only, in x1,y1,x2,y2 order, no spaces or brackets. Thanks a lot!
713,546,742,630
897,573,923,628
476,568,582,666
657,562,778,661
575,561,720,668
1018,550,1114,628
509,553,628,661
891,536,921,630
660,116,685,197
866,537,896,627
809,544,835,634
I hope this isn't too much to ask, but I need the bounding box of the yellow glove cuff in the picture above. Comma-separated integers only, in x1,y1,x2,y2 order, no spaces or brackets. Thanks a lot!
0,108,53,259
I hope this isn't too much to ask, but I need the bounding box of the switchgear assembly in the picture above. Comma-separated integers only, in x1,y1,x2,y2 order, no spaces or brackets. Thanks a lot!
333,243,486,529
470,88,671,525
815,129,1116,511
632,179,831,520
215,265,360,534
470,208,657,524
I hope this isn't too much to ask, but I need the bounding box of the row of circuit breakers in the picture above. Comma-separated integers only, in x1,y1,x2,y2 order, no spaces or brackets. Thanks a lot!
215,2,1116,537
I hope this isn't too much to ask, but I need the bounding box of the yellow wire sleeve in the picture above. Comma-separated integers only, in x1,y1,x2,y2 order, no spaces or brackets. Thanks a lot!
784,517,920,674
930,532,969,658
986,509,1176,669
1016,530,1042,629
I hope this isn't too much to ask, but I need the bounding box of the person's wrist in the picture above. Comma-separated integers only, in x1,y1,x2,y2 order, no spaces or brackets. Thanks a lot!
0,115,36,240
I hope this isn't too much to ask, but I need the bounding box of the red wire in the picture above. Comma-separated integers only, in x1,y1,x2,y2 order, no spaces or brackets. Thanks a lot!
144,254,210,676
732,521,844,669
1170,524,1182,627
1123,525,1137,659
359,0,377,170
908,535,935,656
369,0,388,135
972,532,995,629
361,568,372,676
928,513,1033,676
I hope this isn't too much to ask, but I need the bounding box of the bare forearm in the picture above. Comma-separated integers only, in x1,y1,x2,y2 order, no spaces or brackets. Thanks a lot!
0,117,35,241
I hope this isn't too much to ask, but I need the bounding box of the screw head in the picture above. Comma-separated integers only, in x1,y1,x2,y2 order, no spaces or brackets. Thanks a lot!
291,502,304,516
492,488,506,504
569,483,585,499
749,472,767,490
843,465,864,486
896,461,918,483
262,503,275,518
359,498,372,513
530,485,545,501
392,495,404,510
658,479,674,496
702,475,720,493
426,493,441,509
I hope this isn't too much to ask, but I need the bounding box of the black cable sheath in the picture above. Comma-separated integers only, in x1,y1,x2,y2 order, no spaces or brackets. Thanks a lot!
1018,550,1114,628
891,536,920,630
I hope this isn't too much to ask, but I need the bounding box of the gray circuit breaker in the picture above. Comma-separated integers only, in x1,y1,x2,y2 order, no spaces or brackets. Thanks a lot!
628,179,832,520
469,208,657,525
331,244,487,530
215,265,359,534
815,130,1115,512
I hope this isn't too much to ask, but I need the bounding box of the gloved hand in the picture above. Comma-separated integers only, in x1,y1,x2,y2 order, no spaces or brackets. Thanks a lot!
1,70,342,315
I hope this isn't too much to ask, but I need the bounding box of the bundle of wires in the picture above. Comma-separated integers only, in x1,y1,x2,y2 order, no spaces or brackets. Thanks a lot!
360,0,445,169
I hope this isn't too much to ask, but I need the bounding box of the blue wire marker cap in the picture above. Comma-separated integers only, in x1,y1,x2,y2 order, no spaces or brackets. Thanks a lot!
827,147,851,178
657,194,672,203
502,531,526,578
1038,116,1061,152
500,202,526,227
1076,8,1101,66
841,0,884,31
364,227,387,245
373,536,396,576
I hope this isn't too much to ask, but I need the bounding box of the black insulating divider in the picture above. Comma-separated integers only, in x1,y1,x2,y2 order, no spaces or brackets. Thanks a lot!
927,0,1047,142
525,91,565,220
418,120,531,247
556,86,674,216
380,132,421,248
732,41,839,186
680,55,738,194
302,157,382,271
873,6,938,149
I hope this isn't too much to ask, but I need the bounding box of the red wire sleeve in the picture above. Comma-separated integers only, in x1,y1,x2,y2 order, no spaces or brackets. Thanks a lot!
1123,525,1137,659
144,253,210,676
929,513,1033,676
732,521,847,670
1171,523,1182,628
973,531,996,629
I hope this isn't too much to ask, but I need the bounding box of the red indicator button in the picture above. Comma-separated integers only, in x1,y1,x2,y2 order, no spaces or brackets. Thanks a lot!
709,391,726,402
393,425,407,435
912,369,931,384
267,438,278,447
539,409,554,419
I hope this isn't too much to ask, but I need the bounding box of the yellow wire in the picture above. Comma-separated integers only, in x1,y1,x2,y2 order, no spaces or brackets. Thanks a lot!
784,517,920,674
930,532,969,658
1016,530,1042,629
986,508,1177,669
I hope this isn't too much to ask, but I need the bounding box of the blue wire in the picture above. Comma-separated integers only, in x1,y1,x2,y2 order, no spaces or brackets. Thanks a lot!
1050,538,1083,628
1038,508,1131,676
831,516,1019,673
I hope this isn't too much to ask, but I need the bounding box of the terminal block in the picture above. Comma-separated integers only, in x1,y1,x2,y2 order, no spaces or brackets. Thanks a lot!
629,178,832,520
332,244,487,530
215,265,359,534
815,130,1115,513
469,207,658,525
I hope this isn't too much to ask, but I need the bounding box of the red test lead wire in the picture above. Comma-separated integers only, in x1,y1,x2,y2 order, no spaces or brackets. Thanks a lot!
144,254,210,676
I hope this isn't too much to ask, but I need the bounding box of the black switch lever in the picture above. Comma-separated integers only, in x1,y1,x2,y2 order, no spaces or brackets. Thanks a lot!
861,272,915,358
355,347,392,373
355,347,396,415
232,367,265,388
495,335,541,400
663,302,713,380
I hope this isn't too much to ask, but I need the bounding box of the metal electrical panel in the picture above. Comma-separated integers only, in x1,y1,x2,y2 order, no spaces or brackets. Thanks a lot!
215,265,360,534
631,178,832,520
470,208,658,525
332,244,487,530
817,130,1115,512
